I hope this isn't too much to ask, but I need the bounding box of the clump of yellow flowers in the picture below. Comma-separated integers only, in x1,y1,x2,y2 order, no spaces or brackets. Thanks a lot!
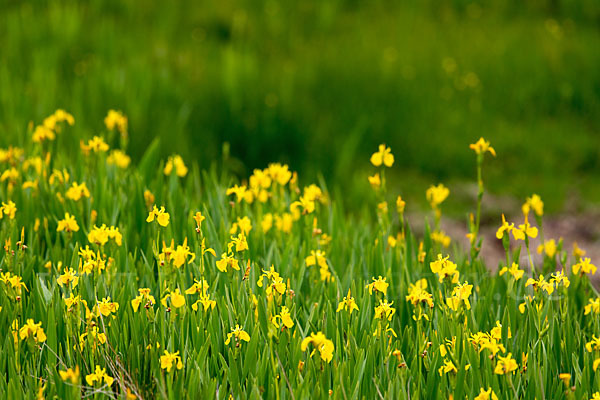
131,288,156,312
164,154,188,177
0,201,17,219
305,249,332,282
65,181,90,201
57,213,79,233
160,350,183,372
17,319,47,343
32,109,74,143
445,281,473,311
336,289,359,315
405,279,433,321
225,325,251,347
370,144,395,168
88,224,122,246
86,365,114,387
430,254,459,283
147,205,170,227
104,109,128,138
301,332,334,363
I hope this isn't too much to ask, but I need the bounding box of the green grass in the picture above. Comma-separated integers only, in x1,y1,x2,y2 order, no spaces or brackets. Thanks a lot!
0,114,599,399
1,0,599,213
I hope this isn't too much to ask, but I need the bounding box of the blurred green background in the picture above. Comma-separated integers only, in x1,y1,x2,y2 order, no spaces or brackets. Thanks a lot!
1,0,599,213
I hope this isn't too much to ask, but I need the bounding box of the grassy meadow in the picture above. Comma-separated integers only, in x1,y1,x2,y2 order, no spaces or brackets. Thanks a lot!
1,1,600,399
0,112,599,399
0,0,599,212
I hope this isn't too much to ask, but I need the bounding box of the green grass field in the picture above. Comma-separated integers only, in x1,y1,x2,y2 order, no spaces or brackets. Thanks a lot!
1,1,600,399
0,113,599,399
1,0,599,212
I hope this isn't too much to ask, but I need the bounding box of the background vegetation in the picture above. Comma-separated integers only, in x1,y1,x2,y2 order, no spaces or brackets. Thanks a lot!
1,0,599,211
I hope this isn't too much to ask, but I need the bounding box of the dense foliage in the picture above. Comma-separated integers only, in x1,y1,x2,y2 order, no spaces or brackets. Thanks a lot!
1,111,599,399
1,0,600,210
